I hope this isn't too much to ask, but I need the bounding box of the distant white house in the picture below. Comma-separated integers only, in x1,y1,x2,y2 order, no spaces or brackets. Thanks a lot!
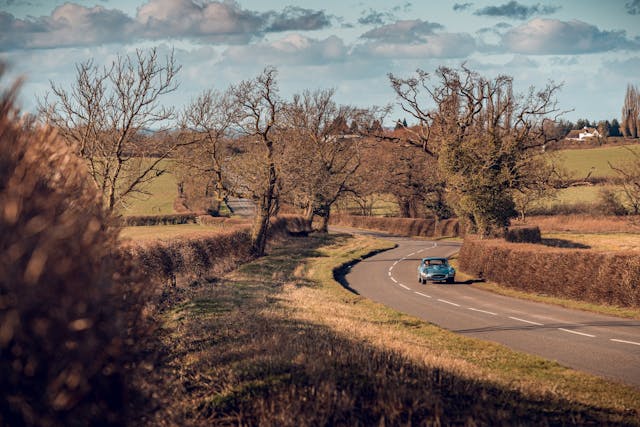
565,127,601,141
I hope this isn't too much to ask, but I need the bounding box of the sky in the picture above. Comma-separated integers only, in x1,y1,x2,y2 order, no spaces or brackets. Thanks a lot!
1,0,639,125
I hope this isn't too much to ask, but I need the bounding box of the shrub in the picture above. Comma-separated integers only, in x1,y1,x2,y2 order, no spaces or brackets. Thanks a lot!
124,215,311,284
330,214,462,238
0,84,148,425
505,226,541,243
459,238,640,308
122,213,200,226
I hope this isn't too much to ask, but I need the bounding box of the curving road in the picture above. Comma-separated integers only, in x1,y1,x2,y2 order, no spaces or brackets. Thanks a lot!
336,227,640,388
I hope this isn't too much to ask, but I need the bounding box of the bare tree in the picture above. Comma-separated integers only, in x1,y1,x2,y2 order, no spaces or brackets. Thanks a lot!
230,67,282,256
609,147,640,214
177,88,238,215
280,88,372,232
389,65,563,235
621,84,639,138
40,48,187,212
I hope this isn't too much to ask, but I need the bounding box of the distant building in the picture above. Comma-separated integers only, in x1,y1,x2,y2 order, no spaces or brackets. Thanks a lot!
565,127,601,141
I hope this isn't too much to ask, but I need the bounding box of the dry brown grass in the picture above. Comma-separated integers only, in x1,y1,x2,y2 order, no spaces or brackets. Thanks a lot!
514,214,640,233
136,233,640,426
330,214,462,237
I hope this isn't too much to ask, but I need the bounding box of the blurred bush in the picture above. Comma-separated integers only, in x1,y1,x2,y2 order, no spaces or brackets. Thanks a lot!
0,74,149,426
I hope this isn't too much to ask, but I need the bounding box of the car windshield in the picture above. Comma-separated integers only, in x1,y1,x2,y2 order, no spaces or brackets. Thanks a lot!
425,259,447,266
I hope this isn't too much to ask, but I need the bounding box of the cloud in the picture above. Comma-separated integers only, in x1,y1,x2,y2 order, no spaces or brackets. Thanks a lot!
136,0,332,40
0,4,136,50
360,20,445,43
263,6,332,32
356,32,477,59
501,18,640,54
222,34,347,66
358,10,394,26
392,2,413,13
474,1,560,20
626,0,640,14
453,3,473,12
0,0,334,51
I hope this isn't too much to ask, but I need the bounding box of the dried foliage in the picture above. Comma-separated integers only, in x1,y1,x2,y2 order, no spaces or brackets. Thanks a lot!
459,238,640,308
124,215,310,284
504,226,542,243
513,214,640,233
122,213,200,226
330,214,462,238
127,230,253,285
0,79,149,425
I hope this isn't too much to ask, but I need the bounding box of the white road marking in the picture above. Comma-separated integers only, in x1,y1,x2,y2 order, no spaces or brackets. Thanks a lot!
388,271,392,277
558,328,595,338
415,291,432,298
468,307,497,316
398,283,411,290
508,316,543,326
611,338,640,346
393,261,398,266
391,277,397,283
408,252,416,257
417,249,424,253
438,298,460,307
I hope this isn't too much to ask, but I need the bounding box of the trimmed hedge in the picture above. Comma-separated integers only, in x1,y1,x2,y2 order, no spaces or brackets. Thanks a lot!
505,226,541,243
122,213,201,226
123,215,312,284
459,238,640,308
330,214,462,238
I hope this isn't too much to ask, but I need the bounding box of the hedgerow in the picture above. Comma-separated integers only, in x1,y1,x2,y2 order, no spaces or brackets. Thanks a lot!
459,238,640,308
0,83,150,426
330,214,462,238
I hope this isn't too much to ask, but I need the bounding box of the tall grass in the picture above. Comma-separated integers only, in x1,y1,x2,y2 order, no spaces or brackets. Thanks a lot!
514,214,640,233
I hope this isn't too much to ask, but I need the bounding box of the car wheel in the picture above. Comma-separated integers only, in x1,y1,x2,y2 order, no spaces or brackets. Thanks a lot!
446,277,454,284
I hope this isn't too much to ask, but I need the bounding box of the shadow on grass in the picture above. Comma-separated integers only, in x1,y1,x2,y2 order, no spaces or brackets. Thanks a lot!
139,234,638,426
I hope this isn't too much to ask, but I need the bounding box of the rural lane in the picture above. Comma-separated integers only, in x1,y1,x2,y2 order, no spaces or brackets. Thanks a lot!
334,226,640,388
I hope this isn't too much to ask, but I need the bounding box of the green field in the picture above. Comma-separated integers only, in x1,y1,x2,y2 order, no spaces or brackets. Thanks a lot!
119,143,640,217
555,144,640,180
121,169,178,216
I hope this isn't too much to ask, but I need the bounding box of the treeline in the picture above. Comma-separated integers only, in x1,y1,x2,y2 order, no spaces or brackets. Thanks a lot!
33,48,640,239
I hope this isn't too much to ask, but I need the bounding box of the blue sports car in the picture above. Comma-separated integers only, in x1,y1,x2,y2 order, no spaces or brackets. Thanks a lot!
417,257,455,284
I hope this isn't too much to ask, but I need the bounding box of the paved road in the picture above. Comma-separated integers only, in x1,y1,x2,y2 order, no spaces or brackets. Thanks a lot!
226,197,256,218
336,227,640,388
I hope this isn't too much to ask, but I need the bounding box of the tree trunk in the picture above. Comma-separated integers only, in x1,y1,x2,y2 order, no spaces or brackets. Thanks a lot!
250,151,276,256
318,205,330,233
304,203,314,222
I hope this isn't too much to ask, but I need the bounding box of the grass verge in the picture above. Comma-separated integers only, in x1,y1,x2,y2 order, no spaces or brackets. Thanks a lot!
140,233,640,425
